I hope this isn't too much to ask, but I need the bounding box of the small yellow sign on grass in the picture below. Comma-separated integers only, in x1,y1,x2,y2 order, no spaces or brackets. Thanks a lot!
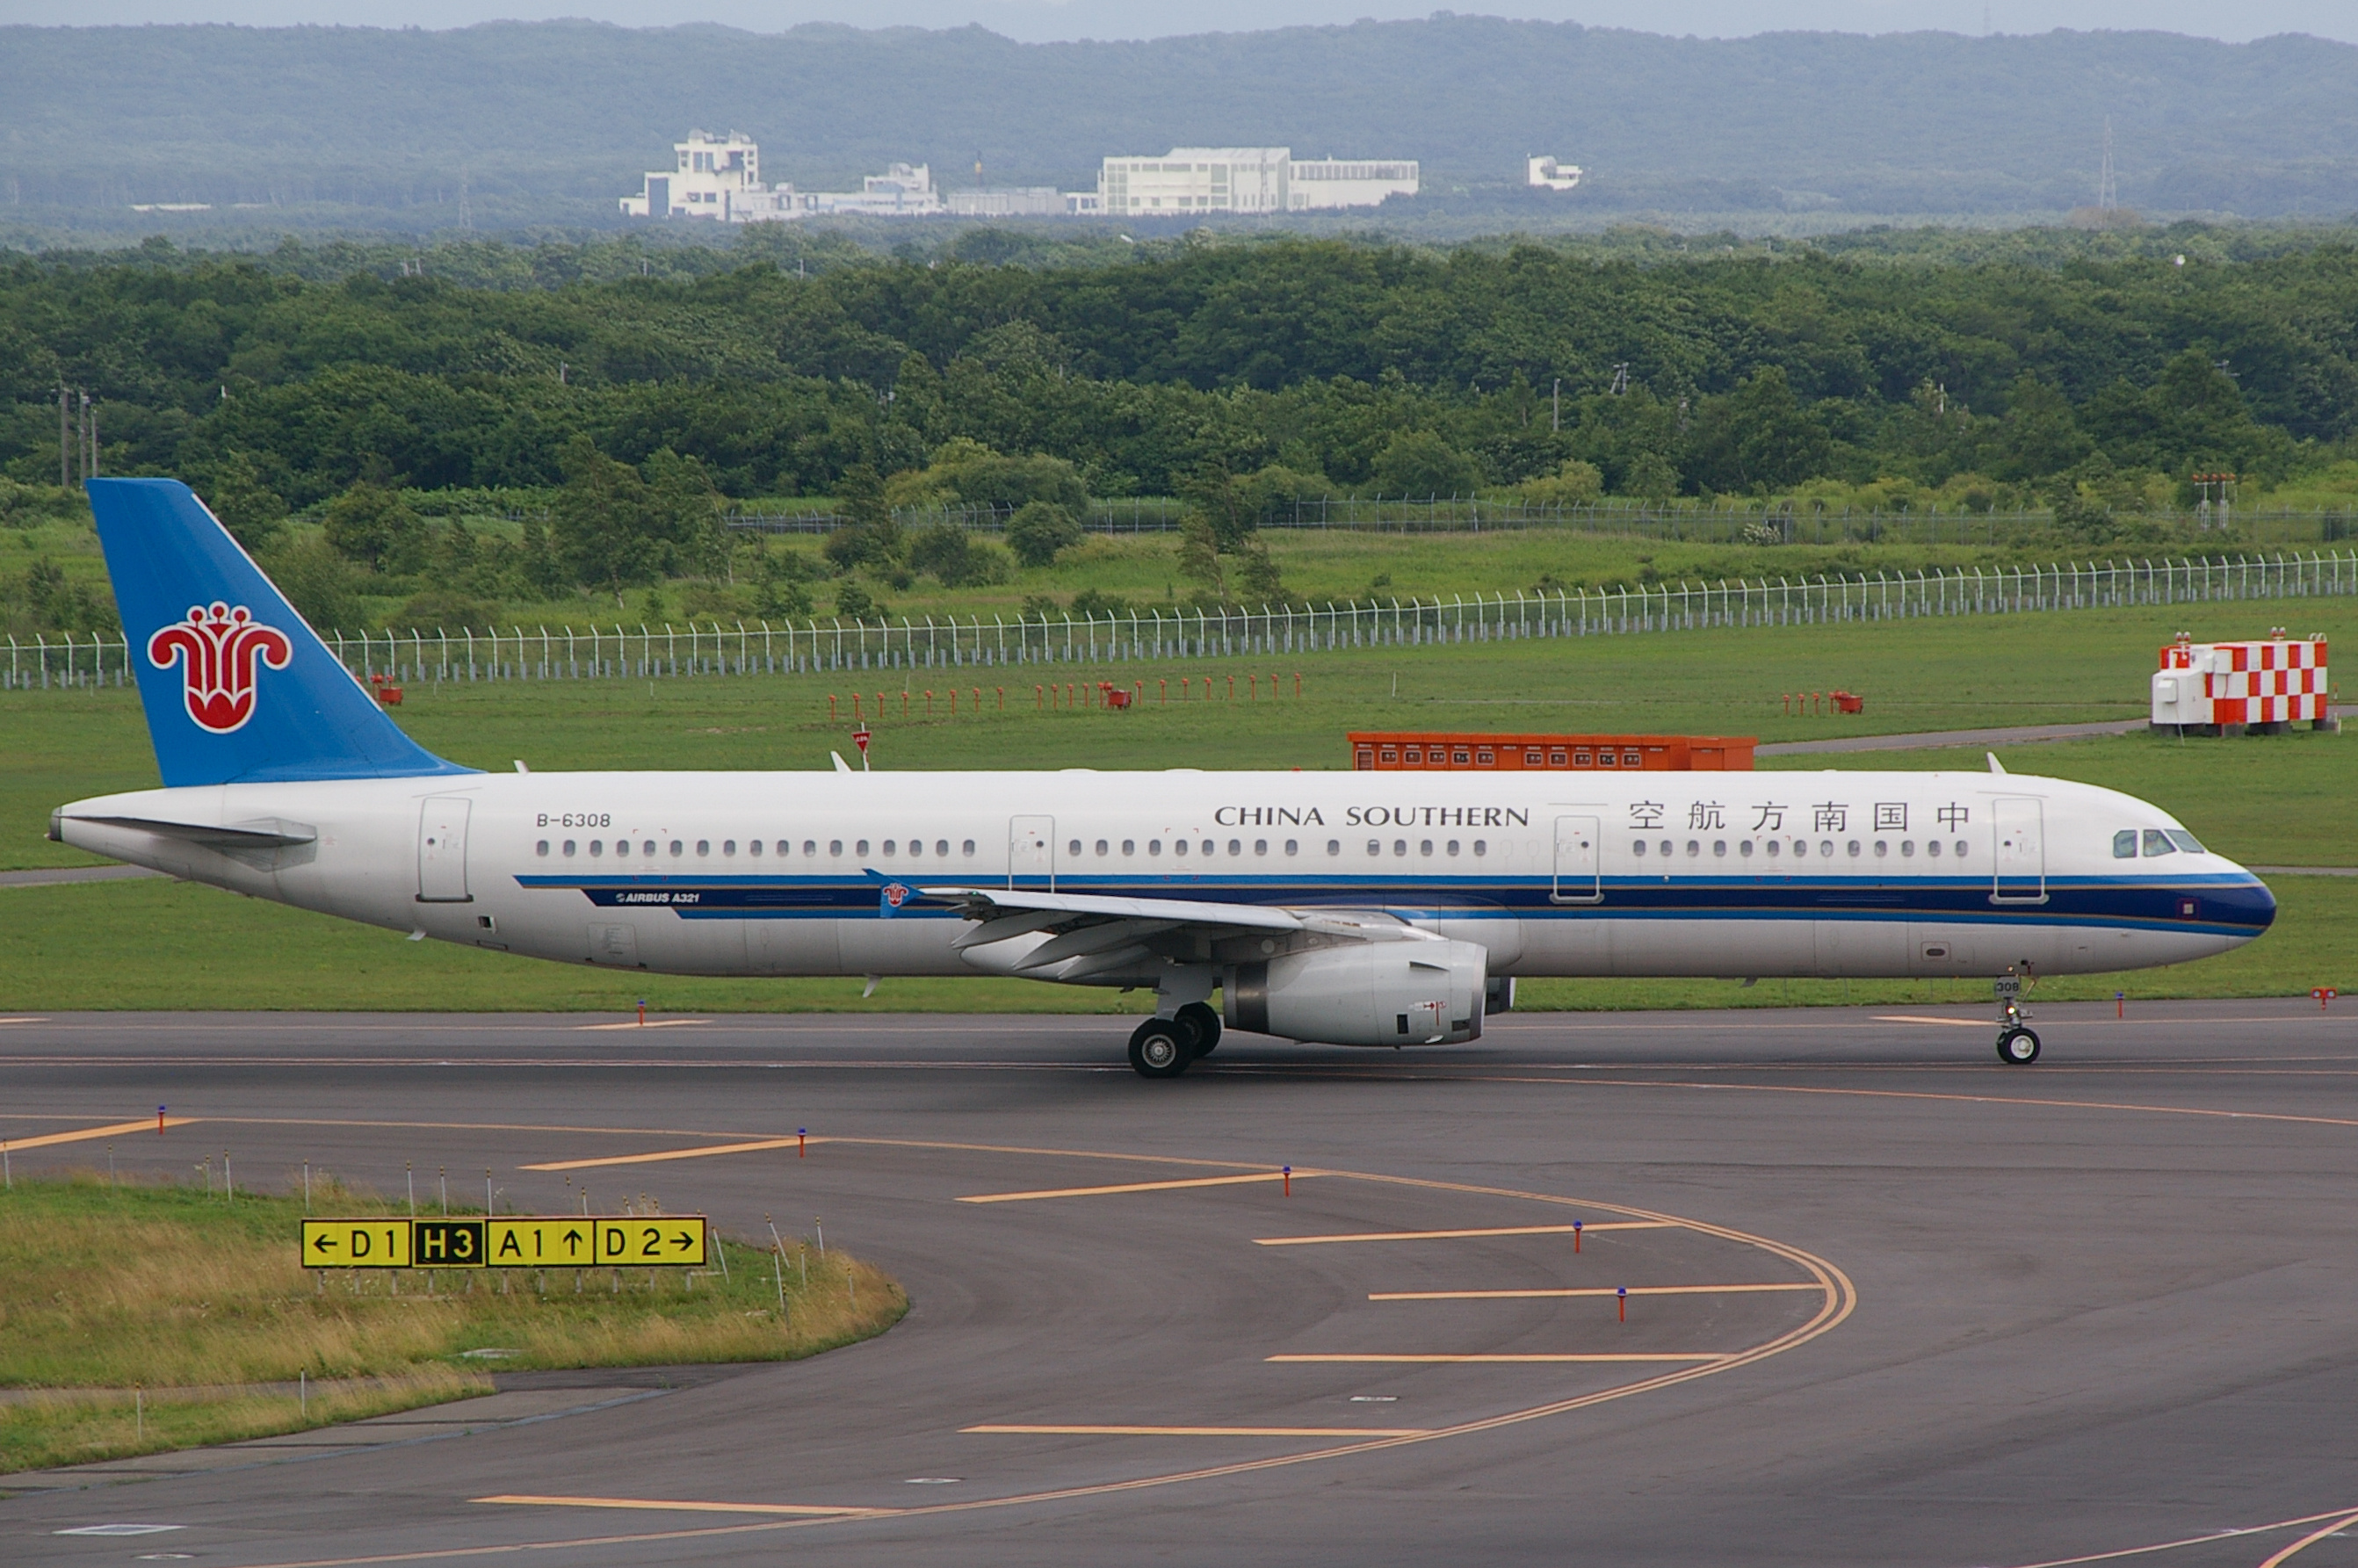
301,1218,706,1268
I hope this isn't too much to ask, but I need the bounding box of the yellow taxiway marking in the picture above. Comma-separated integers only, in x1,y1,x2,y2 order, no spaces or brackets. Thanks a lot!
1265,1353,1732,1364
1371,1283,1826,1301
1873,1015,1989,1028
958,1171,1307,1204
2260,1510,2358,1568
1995,1503,2358,1568
521,1136,814,1172
477,1495,880,1517
2,1116,197,1151
1255,1221,1671,1246
575,1019,711,1031
963,1424,1432,1437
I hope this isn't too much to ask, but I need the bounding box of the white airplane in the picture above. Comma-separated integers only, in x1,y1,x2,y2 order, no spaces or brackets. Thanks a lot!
54,480,2275,1075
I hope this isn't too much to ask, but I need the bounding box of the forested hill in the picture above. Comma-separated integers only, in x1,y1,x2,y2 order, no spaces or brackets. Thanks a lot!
4,237,2353,516
3,19,2356,223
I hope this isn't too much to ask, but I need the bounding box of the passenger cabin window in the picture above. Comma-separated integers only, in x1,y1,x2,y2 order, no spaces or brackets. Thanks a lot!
535,840,549,856
2142,829,2178,856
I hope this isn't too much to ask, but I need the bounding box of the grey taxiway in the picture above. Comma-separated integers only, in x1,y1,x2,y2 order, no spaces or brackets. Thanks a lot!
3,1001,2354,1567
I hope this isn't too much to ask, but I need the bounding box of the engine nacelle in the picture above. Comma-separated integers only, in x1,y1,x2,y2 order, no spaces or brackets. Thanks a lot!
1226,940,1487,1047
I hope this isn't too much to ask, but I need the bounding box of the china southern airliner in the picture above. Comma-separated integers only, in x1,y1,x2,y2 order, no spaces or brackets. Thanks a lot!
52,480,2275,1075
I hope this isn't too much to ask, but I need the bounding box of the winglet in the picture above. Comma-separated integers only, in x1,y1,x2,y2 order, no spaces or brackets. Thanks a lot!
1987,752,2008,775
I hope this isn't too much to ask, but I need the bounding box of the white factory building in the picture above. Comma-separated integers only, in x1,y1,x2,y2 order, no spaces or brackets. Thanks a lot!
620,134,943,220
1528,155,1584,191
1096,148,1419,214
620,134,1421,222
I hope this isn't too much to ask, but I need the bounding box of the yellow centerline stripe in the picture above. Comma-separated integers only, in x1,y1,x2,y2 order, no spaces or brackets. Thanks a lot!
958,1171,1307,1203
476,1496,881,1517
1994,1503,2358,1568
1,1116,196,1151
521,1137,816,1172
2259,1510,2358,1568
1255,1221,1671,1246
962,1425,1431,1437
1873,1015,1988,1027
1265,1353,1732,1363
575,1020,711,1031
1370,1283,1826,1301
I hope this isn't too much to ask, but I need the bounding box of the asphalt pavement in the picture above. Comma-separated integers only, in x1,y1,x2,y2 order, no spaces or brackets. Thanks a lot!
2,1001,2354,1568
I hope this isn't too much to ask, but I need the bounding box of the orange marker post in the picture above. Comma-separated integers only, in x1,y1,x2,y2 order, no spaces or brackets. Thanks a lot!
1227,676,1235,701
1248,675,1257,700
1294,671,1302,698
828,695,838,723
1160,678,1168,704
158,1105,167,1136
1573,1220,1582,1253
925,690,934,718
1617,1286,1627,1322
2116,991,2125,1018
637,998,646,1027
798,1128,806,1158
1282,1165,1291,1196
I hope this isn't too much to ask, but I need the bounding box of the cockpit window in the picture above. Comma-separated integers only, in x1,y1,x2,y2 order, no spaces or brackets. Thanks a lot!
2141,829,2178,857
2112,830,2137,859
2165,829,2206,854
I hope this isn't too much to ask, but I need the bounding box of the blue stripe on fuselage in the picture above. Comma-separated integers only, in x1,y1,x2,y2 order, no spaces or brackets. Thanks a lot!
513,871,2275,938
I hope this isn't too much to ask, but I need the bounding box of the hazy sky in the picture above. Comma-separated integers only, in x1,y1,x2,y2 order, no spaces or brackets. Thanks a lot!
5,1,2353,43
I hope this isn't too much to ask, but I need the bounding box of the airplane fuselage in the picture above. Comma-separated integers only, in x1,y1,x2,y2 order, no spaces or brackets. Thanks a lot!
55,766,2274,989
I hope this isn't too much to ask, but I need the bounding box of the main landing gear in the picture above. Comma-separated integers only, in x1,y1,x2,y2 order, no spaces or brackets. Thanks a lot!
1127,1004,1224,1079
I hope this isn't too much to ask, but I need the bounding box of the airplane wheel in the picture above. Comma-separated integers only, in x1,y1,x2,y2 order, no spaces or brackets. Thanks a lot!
1129,1019,1190,1079
1996,1028,2041,1066
1175,1002,1222,1058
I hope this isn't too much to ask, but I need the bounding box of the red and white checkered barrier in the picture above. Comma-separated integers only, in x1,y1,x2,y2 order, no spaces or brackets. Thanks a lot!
2153,637,2331,726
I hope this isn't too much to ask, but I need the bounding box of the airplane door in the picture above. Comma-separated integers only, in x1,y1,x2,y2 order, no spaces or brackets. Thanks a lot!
1009,815,1055,891
1991,798,2046,905
416,797,473,903
1551,815,1601,905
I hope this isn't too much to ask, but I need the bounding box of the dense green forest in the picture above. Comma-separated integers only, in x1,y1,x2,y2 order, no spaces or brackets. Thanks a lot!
4,19,2356,230
4,228,2356,635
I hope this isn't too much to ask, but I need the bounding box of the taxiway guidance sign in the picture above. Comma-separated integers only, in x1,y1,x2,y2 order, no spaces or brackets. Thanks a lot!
301,1217,707,1268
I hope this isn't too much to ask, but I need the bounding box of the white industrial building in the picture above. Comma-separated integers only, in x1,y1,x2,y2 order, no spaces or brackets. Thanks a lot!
620,134,943,220
1528,155,1585,191
618,130,785,220
620,134,1422,222
1095,148,1419,215
947,186,1064,217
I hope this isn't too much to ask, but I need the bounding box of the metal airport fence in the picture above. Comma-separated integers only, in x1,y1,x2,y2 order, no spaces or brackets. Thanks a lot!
9,550,2355,690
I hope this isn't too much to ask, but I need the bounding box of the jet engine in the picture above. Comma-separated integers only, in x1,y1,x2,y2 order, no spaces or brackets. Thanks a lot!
1225,940,1487,1046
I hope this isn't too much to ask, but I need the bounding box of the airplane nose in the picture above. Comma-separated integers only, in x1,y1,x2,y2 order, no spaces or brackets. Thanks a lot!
2224,865,2276,936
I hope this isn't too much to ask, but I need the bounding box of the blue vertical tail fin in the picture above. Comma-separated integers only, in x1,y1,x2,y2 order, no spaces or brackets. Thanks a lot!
88,478,474,788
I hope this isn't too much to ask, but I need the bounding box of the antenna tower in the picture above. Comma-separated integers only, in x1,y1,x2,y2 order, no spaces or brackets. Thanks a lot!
2097,118,2117,212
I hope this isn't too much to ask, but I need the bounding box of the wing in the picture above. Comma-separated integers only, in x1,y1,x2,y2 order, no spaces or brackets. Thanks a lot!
915,884,1436,985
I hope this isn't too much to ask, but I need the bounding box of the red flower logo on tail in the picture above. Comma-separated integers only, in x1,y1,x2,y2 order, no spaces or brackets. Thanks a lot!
148,603,293,734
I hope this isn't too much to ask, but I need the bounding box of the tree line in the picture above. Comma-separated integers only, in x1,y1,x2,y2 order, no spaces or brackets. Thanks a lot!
2,232,2354,624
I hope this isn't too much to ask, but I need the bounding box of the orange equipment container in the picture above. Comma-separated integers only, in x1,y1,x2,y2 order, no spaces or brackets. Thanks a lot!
1349,733,1755,772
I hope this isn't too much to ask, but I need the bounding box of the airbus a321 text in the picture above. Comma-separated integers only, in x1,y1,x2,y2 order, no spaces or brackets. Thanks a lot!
53,480,2275,1075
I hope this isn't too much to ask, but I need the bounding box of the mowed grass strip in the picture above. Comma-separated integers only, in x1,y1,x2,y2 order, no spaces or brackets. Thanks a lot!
0,1174,904,1474
3,597,2345,1009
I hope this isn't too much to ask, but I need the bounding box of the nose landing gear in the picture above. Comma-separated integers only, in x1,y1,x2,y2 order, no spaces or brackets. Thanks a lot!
1993,972,2039,1065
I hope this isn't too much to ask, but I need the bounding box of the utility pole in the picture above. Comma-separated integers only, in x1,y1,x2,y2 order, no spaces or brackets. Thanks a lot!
1551,378,1559,432
83,390,96,479
459,169,472,230
2098,117,2117,213
59,385,69,487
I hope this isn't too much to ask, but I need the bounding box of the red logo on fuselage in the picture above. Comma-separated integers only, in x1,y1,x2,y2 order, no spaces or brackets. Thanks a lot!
148,603,293,734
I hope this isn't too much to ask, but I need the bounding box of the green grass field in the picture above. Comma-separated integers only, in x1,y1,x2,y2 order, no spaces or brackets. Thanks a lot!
4,598,2348,1012
0,1175,903,1474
